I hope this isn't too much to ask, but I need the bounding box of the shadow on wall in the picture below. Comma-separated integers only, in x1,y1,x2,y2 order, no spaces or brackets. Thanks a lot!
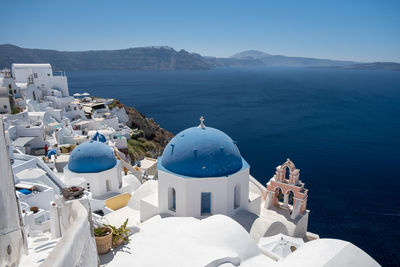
263,221,289,237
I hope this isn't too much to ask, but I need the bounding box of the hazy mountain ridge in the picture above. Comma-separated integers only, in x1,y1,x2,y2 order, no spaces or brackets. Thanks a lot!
0,44,210,70
224,49,358,67
0,45,397,71
340,62,400,71
231,50,271,59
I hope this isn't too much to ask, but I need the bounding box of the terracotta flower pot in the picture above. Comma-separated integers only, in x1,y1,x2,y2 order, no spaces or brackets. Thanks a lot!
95,228,112,255
113,237,123,247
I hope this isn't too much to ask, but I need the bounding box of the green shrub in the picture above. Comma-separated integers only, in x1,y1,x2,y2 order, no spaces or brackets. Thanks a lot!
127,137,156,161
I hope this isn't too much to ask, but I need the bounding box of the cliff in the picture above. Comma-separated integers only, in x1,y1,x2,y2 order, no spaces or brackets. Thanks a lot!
0,44,210,71
108,99,174,160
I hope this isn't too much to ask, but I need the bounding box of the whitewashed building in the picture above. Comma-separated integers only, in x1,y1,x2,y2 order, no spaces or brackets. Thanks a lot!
158,118,249,218
0,86,11,114
12,64,69,98
63,140,122,198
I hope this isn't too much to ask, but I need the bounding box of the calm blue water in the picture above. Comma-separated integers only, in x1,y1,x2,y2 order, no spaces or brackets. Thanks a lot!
68,67,400,265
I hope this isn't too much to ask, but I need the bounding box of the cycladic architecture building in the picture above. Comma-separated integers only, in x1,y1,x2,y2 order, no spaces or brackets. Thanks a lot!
155,117,313,240
64,140,122,198
158,117,250,218
12,64,69,98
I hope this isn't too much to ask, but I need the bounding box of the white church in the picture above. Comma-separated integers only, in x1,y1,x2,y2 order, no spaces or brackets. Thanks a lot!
158,117,250,218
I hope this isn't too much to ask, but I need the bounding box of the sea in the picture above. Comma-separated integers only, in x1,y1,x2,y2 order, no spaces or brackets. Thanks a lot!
68,67,400,265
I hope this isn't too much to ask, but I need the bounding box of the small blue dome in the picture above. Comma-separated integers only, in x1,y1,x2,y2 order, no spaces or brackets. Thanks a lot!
160,126,243,177
68,141,117,173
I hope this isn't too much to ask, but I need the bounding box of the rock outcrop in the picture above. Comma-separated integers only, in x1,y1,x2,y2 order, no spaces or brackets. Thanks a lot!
109,99,174,153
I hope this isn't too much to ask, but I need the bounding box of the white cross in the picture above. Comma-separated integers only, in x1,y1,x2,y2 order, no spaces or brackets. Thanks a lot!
199,116,206,129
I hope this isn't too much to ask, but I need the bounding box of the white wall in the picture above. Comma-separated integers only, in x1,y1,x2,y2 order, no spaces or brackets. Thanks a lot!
12,64,70,98
0,119,26,266
4,111,29,126
0,95,11,114
48,76,69,97
12,64,53,83
64,162,122,198
110,106,129,124
100,117,119,130
53,96,74,109
64,103,85,120
158,167,249,219
17,184,55,210
42,197,98,267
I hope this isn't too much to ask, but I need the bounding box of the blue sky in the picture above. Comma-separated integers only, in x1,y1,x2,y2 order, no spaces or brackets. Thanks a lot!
1,0,399,62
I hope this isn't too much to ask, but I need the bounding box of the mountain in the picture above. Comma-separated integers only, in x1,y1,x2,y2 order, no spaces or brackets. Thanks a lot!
203,50,358,68
0,45,397,71
0,44,210,70
339,62,400,71
231,50,271,59
202,56,265,68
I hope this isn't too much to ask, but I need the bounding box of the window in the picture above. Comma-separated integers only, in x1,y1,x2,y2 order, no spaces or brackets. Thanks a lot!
201,192,211,215
234,184,241,209
168,187,176,211
14,89,16,93
34,73,38,78
3,105,7,109
106,180,111,192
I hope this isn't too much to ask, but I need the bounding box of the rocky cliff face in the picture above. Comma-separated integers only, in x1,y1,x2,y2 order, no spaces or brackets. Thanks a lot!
125,105,174,150
109,99,174,154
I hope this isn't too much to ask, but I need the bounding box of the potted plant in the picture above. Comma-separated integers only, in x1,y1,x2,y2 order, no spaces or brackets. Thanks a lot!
104,218,130,247
30,206,39,213
94,226,112,254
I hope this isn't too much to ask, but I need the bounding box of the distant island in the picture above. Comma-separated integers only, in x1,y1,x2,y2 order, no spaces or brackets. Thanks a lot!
333,62,400,71
205,49,358,68
0,44,398,71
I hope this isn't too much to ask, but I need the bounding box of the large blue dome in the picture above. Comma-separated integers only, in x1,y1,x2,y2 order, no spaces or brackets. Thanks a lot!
160,126,243,178
68,141,117,173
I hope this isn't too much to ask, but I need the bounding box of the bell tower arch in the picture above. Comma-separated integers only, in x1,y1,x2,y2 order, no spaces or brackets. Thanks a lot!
264,159,308,220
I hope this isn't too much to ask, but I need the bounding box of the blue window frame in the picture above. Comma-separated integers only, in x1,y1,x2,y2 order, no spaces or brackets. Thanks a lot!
201,192,211,215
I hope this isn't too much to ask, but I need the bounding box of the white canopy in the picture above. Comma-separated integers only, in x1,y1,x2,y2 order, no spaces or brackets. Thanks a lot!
73,93,81,97
82,92,90,96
